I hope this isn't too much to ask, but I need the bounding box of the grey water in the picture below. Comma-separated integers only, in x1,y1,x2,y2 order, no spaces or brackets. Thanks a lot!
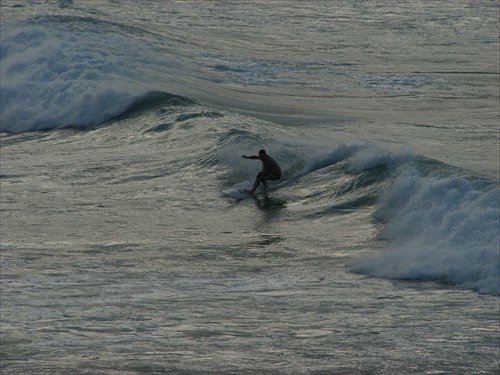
1,1,499,374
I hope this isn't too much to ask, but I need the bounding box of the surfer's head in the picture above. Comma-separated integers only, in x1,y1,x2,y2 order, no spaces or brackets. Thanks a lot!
259,149,266,155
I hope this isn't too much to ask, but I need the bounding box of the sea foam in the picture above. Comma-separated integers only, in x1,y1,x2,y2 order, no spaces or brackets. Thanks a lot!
351,166,500,295
0,17,164,133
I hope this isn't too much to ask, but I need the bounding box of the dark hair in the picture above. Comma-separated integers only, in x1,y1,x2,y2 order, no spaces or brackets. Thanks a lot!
259,149,266,155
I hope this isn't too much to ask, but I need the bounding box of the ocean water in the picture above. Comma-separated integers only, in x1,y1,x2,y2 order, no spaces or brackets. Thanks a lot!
1,1,499,374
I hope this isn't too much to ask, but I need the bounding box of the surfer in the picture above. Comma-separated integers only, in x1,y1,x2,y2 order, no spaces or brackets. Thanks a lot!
241,149,282,195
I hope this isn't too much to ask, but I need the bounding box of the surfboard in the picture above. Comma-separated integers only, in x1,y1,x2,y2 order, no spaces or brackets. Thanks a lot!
222,187,252,199
223,179,283,199
223,187,286,208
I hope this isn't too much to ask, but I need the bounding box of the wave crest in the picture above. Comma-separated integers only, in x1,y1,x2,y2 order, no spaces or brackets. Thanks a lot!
350,167,500,295
0,16,184,133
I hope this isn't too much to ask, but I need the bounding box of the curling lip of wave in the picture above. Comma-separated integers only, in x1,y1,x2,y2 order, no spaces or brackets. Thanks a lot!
0,16,183,133
0,90,196,133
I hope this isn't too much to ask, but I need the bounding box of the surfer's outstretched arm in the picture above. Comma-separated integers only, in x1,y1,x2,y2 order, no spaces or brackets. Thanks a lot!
242,155,259,160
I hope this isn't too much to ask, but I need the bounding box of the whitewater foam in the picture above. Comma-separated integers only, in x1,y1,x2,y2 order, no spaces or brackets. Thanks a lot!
350,166,500,295
0,17,168,132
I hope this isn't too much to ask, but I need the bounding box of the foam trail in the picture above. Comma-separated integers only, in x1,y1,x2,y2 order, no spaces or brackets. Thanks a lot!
350,167,500,294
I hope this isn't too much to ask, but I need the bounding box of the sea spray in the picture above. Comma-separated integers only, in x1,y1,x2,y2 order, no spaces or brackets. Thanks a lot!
350,166,500,294
0,16,173,132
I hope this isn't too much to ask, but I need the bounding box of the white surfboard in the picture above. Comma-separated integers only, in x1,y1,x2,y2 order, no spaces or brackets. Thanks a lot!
223,179,283,199
222,187,252,199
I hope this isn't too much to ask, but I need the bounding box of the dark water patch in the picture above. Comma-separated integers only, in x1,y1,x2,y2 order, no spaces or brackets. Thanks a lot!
146,122,174,133
253,194,287,209
175,111,224,123
118,91,197,120
0,174,26,179
213,64,247,73
58,0,73,8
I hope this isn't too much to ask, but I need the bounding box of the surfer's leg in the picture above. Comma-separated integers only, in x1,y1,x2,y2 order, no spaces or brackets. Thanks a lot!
260,173,279,190
246,172,263,195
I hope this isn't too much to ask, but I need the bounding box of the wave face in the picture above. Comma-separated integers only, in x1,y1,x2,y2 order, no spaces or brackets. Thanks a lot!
219,126,499,294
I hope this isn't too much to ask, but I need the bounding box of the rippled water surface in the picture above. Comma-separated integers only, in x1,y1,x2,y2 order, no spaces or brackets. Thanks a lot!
1,1,499,373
